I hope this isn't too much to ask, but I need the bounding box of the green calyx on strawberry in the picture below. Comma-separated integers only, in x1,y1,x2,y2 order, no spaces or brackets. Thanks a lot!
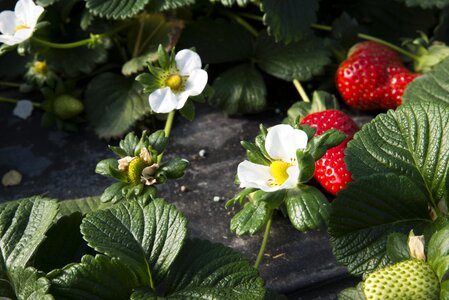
290,91,359,195
363,259,439,300
53,95,84,120
336,41,421,110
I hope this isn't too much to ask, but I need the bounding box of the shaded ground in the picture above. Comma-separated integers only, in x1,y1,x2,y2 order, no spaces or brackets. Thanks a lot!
0,101,363,299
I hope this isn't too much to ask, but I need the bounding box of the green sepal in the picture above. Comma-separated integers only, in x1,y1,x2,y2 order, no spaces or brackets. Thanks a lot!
284,91,339,124
158,157,189,179
108,145,127,157
296,124,316,140
100,182,129,203
147,130,168,154
386,232,411,263
241,141,271,165
440,281,449,300
157,44,170,69
285,185,330,232
308,129,347,161
179,99,195,121
135,72,160,92
252,189,286,210
225,188,257,208
119,132,140,156
428,224,449,281
95,159,128,181
296,149,315,183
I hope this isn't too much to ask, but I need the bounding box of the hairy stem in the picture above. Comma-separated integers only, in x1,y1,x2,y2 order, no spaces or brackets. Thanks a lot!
293,79,311,103
223,11,258,37
0,96,41,107
157,111,176,164
0,81,21,88
254,212,273,269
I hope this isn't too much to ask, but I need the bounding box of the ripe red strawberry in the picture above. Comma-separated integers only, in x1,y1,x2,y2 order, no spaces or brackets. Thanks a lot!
336,41,420,110
300,109,359,195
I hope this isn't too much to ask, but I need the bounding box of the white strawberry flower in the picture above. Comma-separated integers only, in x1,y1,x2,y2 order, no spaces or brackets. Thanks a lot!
0,0,44,46
237,124,308,192
149,49,208,114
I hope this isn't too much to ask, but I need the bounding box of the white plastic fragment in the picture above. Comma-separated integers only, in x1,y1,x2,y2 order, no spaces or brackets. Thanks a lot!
13,99,33,119
2,170,22,186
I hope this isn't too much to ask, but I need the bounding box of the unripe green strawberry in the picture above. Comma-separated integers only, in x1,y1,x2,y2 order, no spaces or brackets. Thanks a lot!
127,158,147,185
53,95,84,120
363,259,439,300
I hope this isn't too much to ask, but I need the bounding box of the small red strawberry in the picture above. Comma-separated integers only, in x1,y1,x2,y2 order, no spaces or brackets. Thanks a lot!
336,41,420,110
300,109,359,195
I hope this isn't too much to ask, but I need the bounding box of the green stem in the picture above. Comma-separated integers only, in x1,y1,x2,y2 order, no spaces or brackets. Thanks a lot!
254,212,273,269
157,111,176,164
236,11,264,22
0,81,21,88
31,23,130,49
133,19,145,58
0,96,41,108
222,11,258,37
292,79,310,103
310,23,420,61
144,258,155,290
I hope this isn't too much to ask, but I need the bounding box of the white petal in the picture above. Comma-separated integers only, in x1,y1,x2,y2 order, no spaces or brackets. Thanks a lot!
15,0,43,27
0,11,18,35
184,69,207,97
175,91,189,110
0,34,18,45
175,49,202,75
265,124,308,161
149,87,179,114
278,166,299,190
13,99,33,119
237,160,274,191
13,27,33,43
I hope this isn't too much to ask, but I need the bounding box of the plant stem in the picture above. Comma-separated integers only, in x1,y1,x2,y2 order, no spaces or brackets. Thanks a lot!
222,11,258,37
310,23,420,61
157,111,176,164
236,11,264,22
292,79,310,103
254,212,273,269
133,18,145,58
0,81,21,88
0,96,41,107
31,23,130,49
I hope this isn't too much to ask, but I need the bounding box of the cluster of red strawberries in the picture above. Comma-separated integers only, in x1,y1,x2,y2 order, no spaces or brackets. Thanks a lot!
300,41,420,195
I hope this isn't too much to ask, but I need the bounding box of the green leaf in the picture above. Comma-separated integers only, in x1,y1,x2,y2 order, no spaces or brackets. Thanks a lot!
346,101,449,208
81,199,187,283
86,0,149,19
147,0,195,11
178,18,253,64
131,288,157,299
397,0,449,8
209,0,252,7
285,185,329,232
338,283,365,300
10,267,53,300
403,57,449,106
260,0,318,43
164,239,266,299
49,254,139,299
34,213,90,273
386,233,410,264
147,130,168,154
119,131,140,156
0,196,58,269
428,225,449,281
255,32,331,81
329,174,431,276
85,73,151,138
230,201,271,236
45,44,107,77
209,63,266,115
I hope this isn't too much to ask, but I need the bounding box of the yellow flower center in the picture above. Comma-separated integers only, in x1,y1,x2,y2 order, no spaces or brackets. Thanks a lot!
269,161,292,186
165,74,183,92
15,24,30,31
34,61,47,74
